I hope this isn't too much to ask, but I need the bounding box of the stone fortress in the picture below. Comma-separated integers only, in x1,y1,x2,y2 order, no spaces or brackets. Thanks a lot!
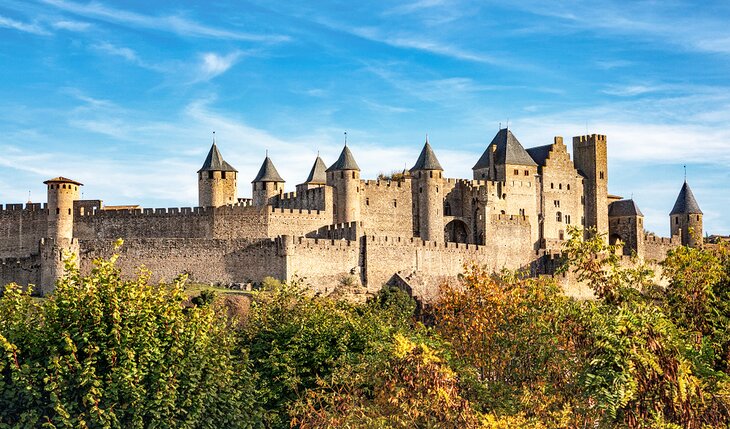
0,129,704,301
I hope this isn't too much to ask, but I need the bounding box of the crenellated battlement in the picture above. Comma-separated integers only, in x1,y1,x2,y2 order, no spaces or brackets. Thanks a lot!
364,234,485,252
574,134,607,144
309,221,362,240
362,179,408,188
489,213,531,226
0,202,48,213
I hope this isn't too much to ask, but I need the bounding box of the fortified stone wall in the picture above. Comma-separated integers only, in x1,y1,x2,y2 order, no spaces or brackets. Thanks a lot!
361,179,414,237
78,237,285,285
644,233,681,262
276,186,331,212
74,207,214,239
266,207,332,238
0,253,41,290
483,214,534,270
280,236,362,296
211,205,268,239
0,204,47,258
308,221,362,241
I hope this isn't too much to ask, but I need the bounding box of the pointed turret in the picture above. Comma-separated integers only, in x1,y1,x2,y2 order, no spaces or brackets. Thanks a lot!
326,145,361,223
473,128,536,180
252,156,285,183
252,155,285,207
670,181,703,247
410,139,443,172
670,181,702,215
304,156,327,185
197,138,238,207
326,146,360,172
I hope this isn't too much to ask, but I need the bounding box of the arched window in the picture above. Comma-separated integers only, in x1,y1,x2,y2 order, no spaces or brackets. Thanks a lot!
556,211,562,222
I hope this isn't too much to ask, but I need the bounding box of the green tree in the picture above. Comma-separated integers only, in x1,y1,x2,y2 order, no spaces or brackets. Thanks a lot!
0,244,261,428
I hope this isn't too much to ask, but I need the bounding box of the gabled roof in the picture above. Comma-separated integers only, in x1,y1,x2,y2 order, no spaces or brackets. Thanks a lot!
609,199,643,217
304,156,327,184
43,177,83,186
410,141,443,172
525,144,553,166
252,156,285,183
473,128,537,170
198,143,237,173
670,182,702,215
326,146,360,172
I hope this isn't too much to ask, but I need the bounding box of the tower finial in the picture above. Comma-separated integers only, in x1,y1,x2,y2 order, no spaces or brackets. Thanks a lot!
684,165,687,182
344,131,347,146
213,130,216,144
266,149,269,158
425,133,429,144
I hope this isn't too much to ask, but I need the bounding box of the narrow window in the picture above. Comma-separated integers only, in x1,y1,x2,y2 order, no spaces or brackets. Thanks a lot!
675,217,678,225
519,208,525,215
352,171,356,179
208,171,213,179
566,215,571,224
340,171,344,179
556,212,562,222
366,198,370,206
68,208,71,215
393,199,397,208
524,170,529,176
514,169,519,175
56,208,60,214
599,171,604,179
430,171,433,178
559,183,562,190
419,187,423,194
221,171,226,179
567,184,570,190
550,183,554,189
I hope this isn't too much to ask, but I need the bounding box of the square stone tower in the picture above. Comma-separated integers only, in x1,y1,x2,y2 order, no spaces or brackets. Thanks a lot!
572,134,608,238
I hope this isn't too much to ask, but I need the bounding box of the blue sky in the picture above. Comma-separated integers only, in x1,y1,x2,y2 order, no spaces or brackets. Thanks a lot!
1,0,729,236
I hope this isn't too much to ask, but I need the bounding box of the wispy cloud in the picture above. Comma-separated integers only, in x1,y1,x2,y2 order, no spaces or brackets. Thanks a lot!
0,14,50,35
192,52,242,83
92,41,139,62
51,19,91,31
41,0,289,42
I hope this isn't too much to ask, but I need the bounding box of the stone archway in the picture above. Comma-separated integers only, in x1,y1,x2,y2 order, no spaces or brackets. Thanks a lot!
609,233,622,245
445,219,469,243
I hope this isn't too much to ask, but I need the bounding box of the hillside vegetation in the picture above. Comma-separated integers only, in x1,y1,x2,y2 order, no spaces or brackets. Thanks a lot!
1,231,729,428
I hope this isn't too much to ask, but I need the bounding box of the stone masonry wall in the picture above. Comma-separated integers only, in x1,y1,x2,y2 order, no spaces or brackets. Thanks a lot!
361,179,414,237
0,204,47,258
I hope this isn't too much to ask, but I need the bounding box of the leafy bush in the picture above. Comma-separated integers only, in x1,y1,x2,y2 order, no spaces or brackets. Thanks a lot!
0,245,261,428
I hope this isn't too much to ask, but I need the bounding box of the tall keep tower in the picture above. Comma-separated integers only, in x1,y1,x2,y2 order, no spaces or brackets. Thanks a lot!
252,155,285,207
670,181,703,247
573,134,608,238
41,177,82,295
326,145,360,223
410,139,444,242
198,140,237,207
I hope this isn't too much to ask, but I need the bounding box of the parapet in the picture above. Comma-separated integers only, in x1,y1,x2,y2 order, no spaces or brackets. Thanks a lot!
309,221,362,240
489,213,531,226
364,234,486,253
0,202,48,213
573,134,607,144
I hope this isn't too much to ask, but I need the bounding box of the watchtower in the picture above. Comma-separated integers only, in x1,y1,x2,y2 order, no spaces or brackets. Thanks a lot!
670,181,703,247
410,138,444,242
608,199,645,258
197,139,237,207
252,155,285,207
41,176,82,295
573,134,608,238
326,145,360,223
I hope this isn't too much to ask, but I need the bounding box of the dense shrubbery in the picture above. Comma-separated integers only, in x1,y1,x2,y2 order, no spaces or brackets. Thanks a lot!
1,230,730,428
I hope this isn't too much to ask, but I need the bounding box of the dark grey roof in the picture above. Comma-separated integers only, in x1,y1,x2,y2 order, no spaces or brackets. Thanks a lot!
326,146,360,172
44,177,83,186
525,144,553,166
410,141,443,171
304,156,327,184
670,182,702,215
198,143,237,173
252,156,284,183
609,199,643,217
473,128,537,170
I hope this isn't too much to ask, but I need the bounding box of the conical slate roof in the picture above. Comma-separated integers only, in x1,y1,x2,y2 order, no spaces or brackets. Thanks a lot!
410,140,443,172
304,156,327,184
198,143,237,173
473,128,537,170
670,182,702,215
252,156,284,183
326,146,360,172
609,199,643,217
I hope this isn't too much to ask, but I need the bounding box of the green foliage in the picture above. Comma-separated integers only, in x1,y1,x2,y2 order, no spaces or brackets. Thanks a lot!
0,249,262,428
191,289,216,307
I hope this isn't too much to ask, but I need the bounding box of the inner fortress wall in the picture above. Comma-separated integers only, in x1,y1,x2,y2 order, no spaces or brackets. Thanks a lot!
0,204,47,258
78,237,285,286
266,207,332,238
361,179,414,237
74,207,215,240
276,186,331,211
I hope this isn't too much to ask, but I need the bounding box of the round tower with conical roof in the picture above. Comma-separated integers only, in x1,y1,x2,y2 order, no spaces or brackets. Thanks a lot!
670,181,703,247
326,145,360,223
252,155,285,207
198,138,237,207
410,138,444,242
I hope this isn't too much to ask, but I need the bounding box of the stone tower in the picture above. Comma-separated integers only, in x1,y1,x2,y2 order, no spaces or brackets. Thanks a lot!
670,181,703,247
41,177,82,295
326,145,360,223
252,155,285,207
573,134,608,238
410,139,444,242
198,140,237,207
608,199,645,258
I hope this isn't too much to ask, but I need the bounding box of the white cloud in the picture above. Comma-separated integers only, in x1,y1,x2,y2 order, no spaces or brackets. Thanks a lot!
193,52,242,82
0,14,50,35
51,19,91,31
92,42,139,62
41,0,289,42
